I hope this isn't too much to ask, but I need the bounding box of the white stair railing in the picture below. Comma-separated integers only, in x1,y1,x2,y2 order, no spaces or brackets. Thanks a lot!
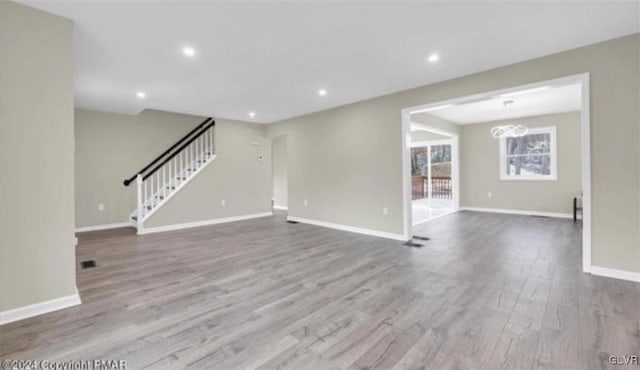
125,119,215,231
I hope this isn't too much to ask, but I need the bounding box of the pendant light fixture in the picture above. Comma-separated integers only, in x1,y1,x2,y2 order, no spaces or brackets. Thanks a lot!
490,100,528,139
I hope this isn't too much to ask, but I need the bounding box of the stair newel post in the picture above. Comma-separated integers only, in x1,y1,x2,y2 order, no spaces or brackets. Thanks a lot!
136,174,144,231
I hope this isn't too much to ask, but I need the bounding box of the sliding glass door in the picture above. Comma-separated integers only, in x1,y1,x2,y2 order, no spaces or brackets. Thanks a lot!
410,143,453,206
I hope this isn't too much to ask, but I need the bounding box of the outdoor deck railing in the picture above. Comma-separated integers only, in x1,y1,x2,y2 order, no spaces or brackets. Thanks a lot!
412,176,452,200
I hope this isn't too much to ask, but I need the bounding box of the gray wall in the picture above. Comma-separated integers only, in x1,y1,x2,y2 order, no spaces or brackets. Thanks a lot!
460,112,582,214
267,103,404,234
75,109,204,228
272,136,288,208
75,109,272,229
145,120,272,227
267,34,639,273
0,2,76,311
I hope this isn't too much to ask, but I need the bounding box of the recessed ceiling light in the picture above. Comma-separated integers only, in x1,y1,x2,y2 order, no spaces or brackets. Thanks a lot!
248,111,256,118
136,91,146,99
317,89,327,96
182,46,196,57
427,53,440,63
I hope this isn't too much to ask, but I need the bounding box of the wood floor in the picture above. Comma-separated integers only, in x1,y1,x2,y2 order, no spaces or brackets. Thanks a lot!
1,211,638,369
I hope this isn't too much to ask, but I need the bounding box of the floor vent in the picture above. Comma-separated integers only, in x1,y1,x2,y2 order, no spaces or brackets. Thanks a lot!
404,241,424,248
286,220,299,224
531,215,551,218
81,260,97,269
412,236,430,241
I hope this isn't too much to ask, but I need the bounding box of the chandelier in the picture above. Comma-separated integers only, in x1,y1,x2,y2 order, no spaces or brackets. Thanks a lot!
491,100,528,139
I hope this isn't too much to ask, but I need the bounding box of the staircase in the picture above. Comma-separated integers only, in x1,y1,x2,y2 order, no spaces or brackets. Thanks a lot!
123,117,215,232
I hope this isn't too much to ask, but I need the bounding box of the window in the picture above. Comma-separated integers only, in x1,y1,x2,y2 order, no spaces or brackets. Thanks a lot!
499,126,557,180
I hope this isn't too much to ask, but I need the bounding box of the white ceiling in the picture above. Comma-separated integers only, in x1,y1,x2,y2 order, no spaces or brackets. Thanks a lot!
423,83,582,125
22,1,639,124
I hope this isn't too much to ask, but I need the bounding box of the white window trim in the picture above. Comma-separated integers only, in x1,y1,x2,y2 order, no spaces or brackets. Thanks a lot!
499,126,557,181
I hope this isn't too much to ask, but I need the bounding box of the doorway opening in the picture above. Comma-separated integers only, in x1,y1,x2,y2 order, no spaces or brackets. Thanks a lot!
410,127,458,224
401,73,591,273
271,135,288,213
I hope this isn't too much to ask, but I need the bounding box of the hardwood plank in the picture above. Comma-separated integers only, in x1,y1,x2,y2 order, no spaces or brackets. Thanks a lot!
1,211,637,370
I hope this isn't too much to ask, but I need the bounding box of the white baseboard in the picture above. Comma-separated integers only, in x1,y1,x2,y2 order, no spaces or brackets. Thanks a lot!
412,209,460,226
287,216,406,241
590,266,640,283
273,205,288,211
75,222,131,233
460,207,575,219
138,212,273,235
0,289,81,325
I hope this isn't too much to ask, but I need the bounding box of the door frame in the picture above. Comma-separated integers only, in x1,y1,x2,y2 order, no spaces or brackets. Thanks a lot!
400,73,592,273
410,137,458,210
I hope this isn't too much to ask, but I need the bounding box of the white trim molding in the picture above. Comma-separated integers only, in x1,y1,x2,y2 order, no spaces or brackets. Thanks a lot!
0,290,81,325
590,266,640,283
287,216,406,241
75,222,132,233
138,212,273,235
273,205,288,211
401,73,591,273
499,126,558,181
412,209,459,225
402,120,461,240
460,207,575,219
410,139,454,148
579,73,592,273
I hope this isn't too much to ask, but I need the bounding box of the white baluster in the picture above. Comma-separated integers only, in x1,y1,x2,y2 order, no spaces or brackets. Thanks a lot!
150,175,154,208
143,178,147,214
169,159,172,192
180,152,183,182
162,166,166,198
210,127,214,154
196,137,200,165
196,137,199,165
136,175,143,228
152,172,156,205
190,143,194,173
205,129,209,156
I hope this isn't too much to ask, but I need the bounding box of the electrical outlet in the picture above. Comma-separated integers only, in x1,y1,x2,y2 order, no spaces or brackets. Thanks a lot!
382,207,388,216
488,192,493,198
98,203,105,211
221,199,226,206
304,199,308,206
